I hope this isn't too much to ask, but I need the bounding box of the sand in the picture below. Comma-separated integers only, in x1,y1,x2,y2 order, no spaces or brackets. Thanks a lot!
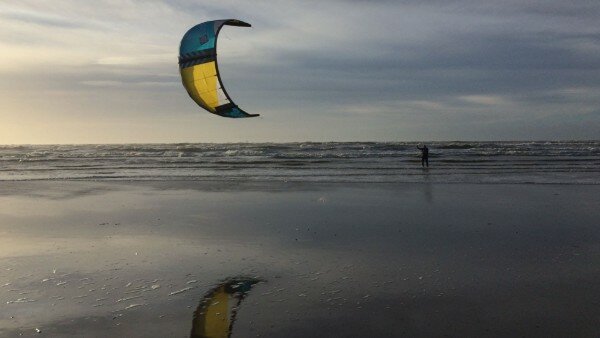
1,181,599,337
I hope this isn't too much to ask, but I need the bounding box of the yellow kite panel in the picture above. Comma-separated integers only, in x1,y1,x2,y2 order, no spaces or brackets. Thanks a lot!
180,61,220,113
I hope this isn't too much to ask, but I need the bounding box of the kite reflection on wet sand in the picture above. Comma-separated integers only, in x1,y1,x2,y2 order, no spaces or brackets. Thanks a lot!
190,277,261,338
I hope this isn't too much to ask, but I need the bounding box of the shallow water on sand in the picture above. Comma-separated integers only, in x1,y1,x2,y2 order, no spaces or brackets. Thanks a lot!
1,181,599,337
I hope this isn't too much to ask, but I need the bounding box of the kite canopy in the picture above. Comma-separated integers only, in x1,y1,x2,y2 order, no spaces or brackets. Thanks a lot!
178,19,258,118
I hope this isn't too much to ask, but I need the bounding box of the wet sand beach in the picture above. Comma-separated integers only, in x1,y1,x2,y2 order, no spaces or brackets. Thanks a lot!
1,181,599,337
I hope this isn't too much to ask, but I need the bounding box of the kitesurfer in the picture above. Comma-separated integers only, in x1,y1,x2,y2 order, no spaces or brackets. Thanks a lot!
417,144,429,167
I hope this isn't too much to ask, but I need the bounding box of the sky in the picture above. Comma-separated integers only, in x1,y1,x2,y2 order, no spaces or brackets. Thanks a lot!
1,0,599,144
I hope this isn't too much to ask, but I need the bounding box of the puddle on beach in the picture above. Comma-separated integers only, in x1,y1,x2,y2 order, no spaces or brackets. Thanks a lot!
1,181,600,337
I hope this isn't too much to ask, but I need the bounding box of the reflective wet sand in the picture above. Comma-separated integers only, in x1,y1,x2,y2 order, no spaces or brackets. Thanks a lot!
1,181,599,337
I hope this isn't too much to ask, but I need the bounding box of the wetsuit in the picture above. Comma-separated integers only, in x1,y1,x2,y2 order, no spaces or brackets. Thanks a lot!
418,146,429,167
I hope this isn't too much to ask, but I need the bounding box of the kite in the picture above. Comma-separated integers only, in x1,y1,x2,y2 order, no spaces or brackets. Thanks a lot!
178,19,258,118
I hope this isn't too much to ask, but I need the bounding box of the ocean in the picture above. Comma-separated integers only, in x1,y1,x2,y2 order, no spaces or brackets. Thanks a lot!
0,141,598,183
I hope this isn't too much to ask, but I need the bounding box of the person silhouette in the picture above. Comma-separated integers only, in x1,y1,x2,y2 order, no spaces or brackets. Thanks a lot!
417,144,429,167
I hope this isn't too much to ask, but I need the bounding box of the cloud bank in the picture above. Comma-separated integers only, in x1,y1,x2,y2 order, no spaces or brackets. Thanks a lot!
0,0,599,143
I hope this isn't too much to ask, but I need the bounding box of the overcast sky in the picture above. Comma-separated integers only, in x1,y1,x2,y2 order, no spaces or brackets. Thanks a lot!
1,0,599,143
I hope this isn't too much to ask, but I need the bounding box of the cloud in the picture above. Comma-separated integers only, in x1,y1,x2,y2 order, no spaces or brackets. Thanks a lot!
95,54,173,66
459,95,509,106
0,5,88,28
1,0,599,142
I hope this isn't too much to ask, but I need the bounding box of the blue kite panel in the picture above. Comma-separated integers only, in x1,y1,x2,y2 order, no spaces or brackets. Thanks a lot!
179,22,217,55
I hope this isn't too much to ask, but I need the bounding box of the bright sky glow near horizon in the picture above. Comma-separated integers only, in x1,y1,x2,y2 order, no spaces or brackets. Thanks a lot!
1,0,599,144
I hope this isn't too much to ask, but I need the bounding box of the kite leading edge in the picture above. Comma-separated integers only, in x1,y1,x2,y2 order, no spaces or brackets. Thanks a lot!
178,19,258,118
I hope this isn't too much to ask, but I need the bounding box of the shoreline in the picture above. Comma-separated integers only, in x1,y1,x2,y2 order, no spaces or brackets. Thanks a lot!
1,141,598,185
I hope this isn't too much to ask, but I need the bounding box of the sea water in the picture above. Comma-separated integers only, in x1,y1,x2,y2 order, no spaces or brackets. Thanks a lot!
0,141,598,183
